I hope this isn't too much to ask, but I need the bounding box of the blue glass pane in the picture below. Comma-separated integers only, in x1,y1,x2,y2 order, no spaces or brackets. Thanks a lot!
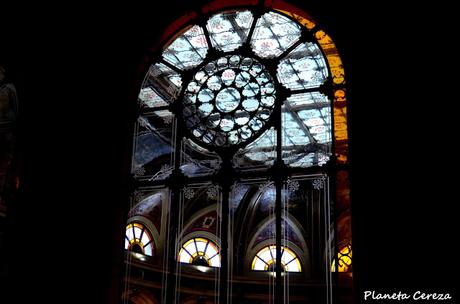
282,93,332,167
162,25,209,70
250,12,301,58
207,11,253,52
277,42,328,91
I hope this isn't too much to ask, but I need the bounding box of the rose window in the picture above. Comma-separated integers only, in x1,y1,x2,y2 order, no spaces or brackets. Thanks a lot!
183,55,276,147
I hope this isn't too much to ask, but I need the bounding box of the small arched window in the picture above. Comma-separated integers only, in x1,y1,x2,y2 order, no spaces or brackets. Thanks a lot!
178,237,221,267
125,223,154,256
252,245,301,272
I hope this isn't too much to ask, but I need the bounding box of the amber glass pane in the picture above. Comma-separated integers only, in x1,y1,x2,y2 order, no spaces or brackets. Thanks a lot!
314,30,345,85
331,244,352,272
333,89,348,164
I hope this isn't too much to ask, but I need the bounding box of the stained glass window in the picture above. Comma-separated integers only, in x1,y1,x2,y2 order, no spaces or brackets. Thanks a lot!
126,3,351,303
125,223,154,256
178,237,221,267
251,245,301,272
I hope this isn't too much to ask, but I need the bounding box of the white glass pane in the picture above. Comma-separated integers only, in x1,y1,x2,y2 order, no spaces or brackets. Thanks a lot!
140,232,150,245
206,245,218,258
253,258,266,270
209,255,221,267
285,259,301,272
162,25,209,70
251,12,301,58
277,42,328,90
270,248,277,261
124,239,129,249
144,244,153,256
281,250,296,265
258,250,273,263
133,226,142,239
183,243,197,256
126,228,134,241
195,240,207,253
207,11,253,52
179,249,192,263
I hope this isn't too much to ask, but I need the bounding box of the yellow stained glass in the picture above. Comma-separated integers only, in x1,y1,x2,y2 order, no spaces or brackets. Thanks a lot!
315,30,345,85
333,89,348,164
331,244,352,272
274,9,316,30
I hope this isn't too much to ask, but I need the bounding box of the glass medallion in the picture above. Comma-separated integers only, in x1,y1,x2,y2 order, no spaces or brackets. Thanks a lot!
183,55,276,147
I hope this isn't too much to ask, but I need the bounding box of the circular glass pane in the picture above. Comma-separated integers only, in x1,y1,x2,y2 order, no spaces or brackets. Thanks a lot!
183,55,276,147
216,88,241,113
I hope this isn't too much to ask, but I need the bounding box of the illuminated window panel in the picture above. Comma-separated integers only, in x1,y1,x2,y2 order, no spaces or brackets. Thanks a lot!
250,12,301,59
125,223,154,256
251,245,301,272
207,10,253,52
283,111,310,147
315,30,345,85
178,238,221,268
162,25,209,70
297,107,331,143
331,244,352,272
281,92,332,167
277,42,328,91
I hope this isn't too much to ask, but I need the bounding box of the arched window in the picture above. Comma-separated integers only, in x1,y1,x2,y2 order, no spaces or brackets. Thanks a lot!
178,237,221,267
124,1,352,303
125,223,154,256
252,245,301,272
